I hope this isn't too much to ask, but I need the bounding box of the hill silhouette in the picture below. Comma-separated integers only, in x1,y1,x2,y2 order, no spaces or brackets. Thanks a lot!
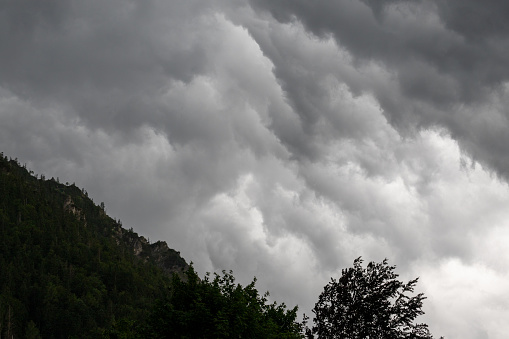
0,153,187,338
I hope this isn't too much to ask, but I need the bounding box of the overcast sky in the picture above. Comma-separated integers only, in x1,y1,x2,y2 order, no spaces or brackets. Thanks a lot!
2,1,509,337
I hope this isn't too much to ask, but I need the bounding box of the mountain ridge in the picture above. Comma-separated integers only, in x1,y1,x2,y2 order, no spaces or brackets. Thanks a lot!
0,152,187,338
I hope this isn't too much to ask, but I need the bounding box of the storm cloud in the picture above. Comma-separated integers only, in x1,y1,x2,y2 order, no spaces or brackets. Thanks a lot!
248,0,509,178
2,1,509,337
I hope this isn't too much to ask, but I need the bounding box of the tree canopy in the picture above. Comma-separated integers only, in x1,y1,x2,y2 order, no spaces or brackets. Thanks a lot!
142,265,304,338
311,257,435,339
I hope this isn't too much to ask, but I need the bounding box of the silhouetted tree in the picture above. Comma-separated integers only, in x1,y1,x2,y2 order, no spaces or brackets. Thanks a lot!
311,257,436,339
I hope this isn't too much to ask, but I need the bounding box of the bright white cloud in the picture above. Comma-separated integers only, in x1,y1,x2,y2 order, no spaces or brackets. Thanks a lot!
421,258,509,339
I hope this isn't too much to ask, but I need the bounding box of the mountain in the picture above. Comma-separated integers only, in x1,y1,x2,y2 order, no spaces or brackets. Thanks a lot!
0,153,187,338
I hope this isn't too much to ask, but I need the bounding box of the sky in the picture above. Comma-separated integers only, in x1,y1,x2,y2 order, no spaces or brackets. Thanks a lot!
1,0,509,337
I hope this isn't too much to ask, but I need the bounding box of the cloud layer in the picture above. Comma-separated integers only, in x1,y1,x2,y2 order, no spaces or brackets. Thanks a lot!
2,1,509,337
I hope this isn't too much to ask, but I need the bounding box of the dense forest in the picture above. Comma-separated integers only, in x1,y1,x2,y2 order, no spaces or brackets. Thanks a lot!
0,153,186,337
0,153,303,338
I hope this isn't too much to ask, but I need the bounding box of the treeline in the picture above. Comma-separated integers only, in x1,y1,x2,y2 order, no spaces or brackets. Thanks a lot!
106,266,303,338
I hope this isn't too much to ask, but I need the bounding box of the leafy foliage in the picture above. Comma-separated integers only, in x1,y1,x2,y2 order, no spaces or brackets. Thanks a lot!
144,265,304,338
311,257,434,339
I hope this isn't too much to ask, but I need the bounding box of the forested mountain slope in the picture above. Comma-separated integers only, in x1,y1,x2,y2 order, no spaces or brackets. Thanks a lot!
0,153,187,338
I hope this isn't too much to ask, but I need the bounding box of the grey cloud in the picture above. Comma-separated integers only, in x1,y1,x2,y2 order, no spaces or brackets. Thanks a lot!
247,0,509,179
3,1,509,337
249,0,508,101
0,0,213,136
433,0,509,41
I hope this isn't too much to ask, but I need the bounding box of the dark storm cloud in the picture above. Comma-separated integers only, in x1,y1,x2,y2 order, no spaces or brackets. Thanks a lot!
247,0,509,178
249,0,509,102
0,0,213,135
363,0,509,41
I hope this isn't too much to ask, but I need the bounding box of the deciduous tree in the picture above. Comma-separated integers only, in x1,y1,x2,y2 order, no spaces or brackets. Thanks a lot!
311,257,436,339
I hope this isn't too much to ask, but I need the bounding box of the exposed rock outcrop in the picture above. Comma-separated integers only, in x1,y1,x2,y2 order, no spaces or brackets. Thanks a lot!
64,195,87,226
113,225,188,277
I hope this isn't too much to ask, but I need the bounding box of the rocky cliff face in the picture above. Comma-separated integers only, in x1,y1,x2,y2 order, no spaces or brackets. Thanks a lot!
112,221,188,277
65,194,188,277
64,195,87,226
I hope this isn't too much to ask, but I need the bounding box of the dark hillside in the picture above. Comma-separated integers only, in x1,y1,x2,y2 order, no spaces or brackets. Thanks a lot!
0,153,187,338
